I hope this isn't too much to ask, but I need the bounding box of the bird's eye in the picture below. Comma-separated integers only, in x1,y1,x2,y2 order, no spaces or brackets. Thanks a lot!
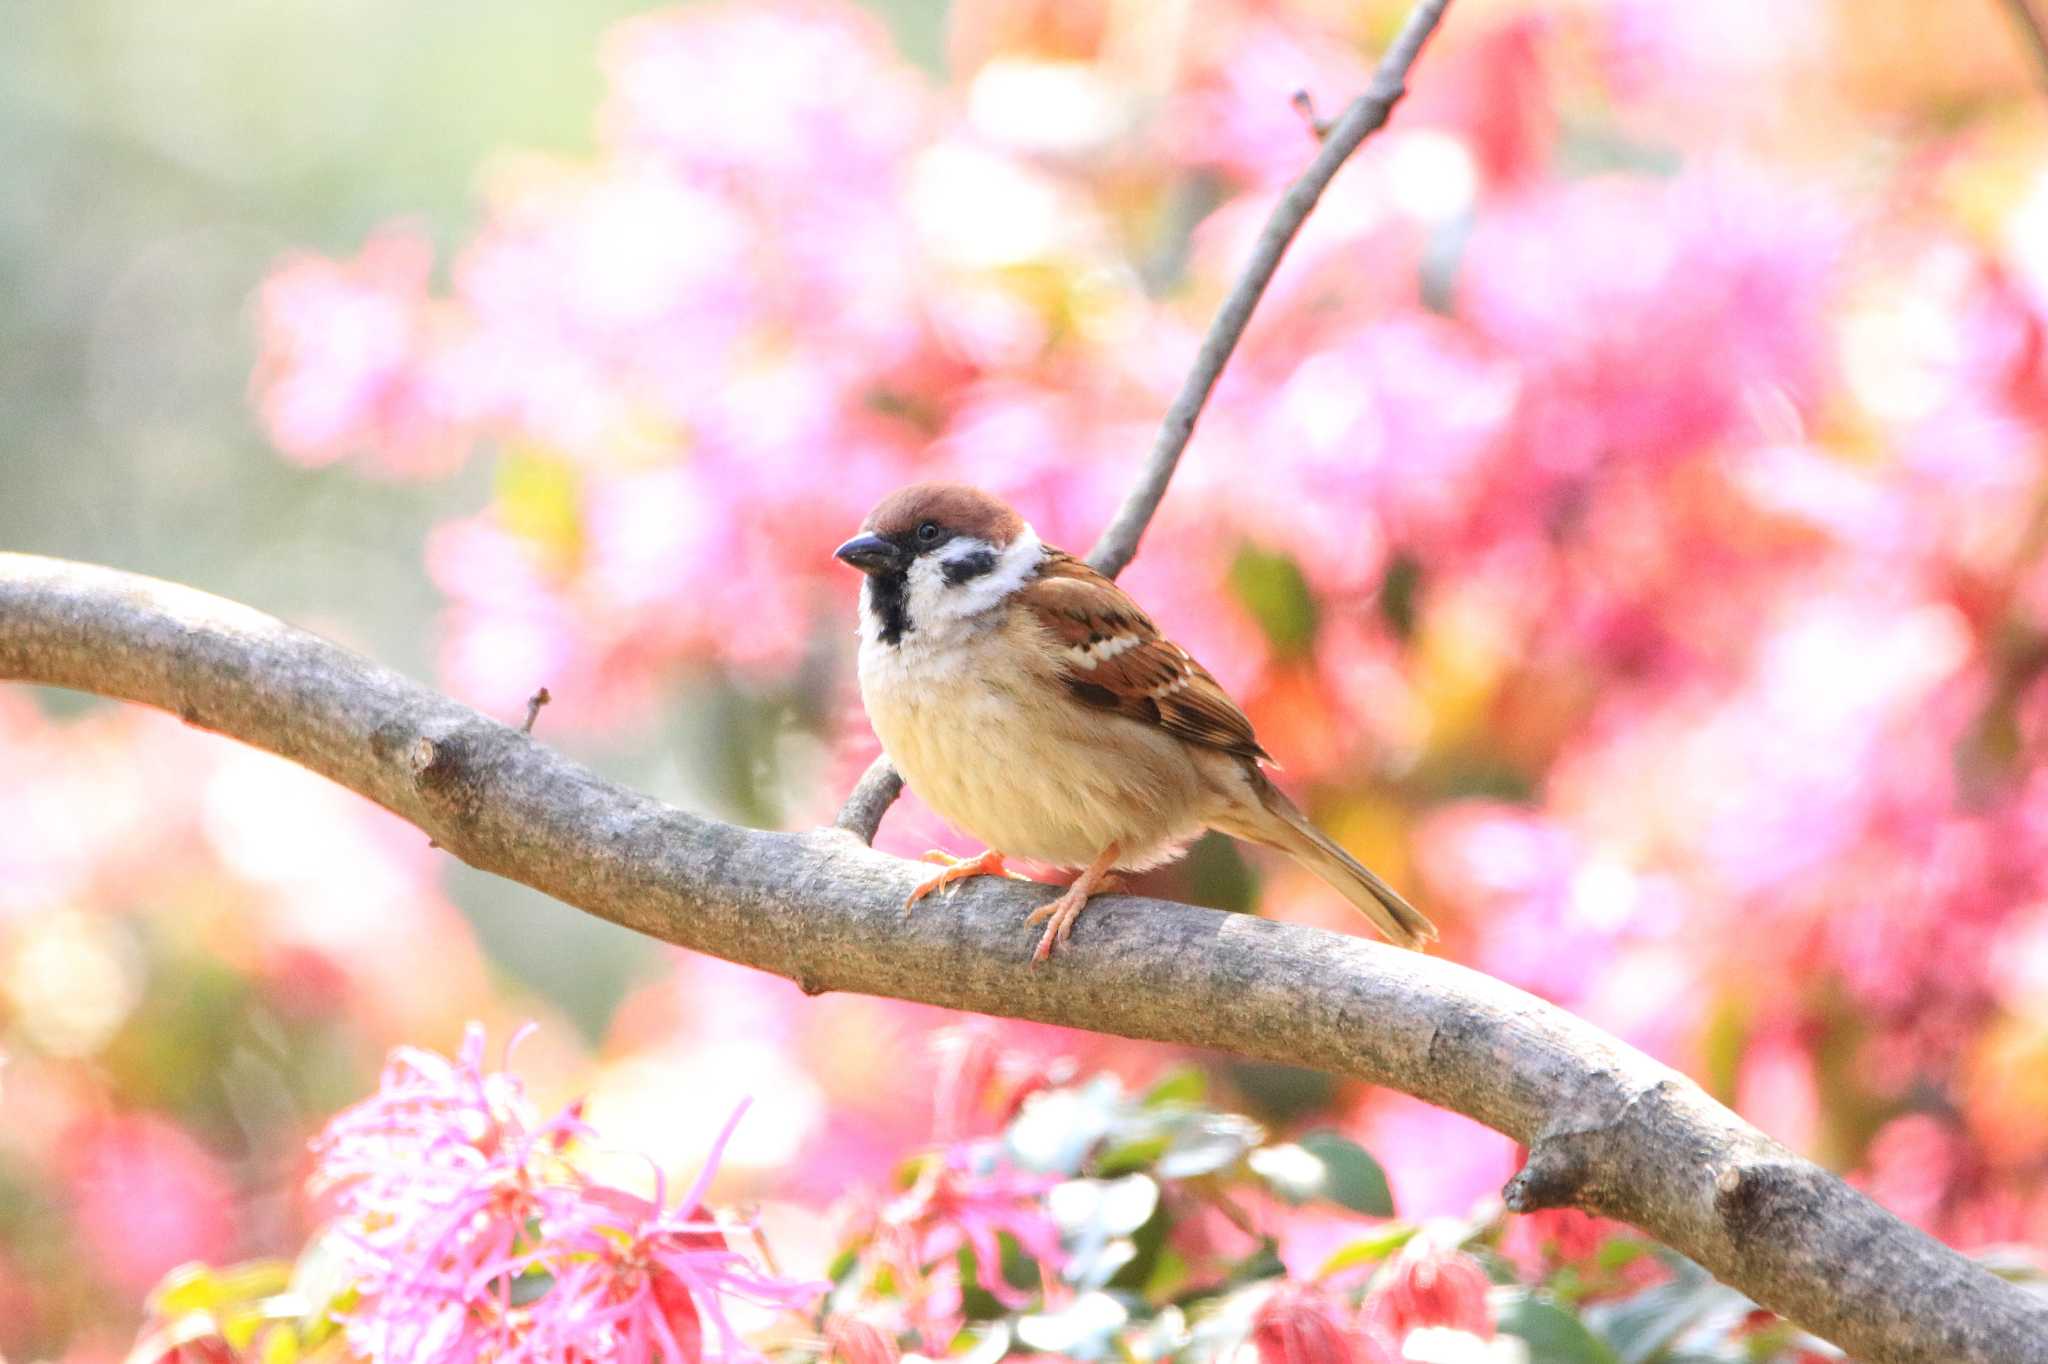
916,521,942,544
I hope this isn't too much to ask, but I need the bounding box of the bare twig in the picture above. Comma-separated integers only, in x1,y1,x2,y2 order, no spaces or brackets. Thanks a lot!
1085,0,1451,578
522,686,551,734
834,757,904,841
4,552,2045,1364
834,0,1455,842
2001,0,2048,89
1290,89,1332,140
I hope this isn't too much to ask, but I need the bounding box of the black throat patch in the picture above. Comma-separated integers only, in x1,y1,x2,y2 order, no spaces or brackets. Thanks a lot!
867,570,911,646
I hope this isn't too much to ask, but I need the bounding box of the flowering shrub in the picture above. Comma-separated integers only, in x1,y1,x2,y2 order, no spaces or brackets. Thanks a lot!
131,1027,826,1363
238,0,2048,1264
9,0,2048,1353
134,1023,1869,1363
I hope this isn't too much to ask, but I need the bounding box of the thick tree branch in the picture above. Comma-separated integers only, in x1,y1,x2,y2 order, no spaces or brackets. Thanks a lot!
4,553,2044,1364
833,0,1454,842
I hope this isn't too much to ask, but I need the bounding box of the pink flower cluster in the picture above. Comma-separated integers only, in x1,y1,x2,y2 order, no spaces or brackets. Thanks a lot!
244,0,2048,1258
1251,1234,1496,1364
309,1024,822,1362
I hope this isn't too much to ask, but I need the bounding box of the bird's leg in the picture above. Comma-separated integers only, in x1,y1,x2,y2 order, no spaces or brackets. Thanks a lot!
904,848,1028,913
1026,842,1123,963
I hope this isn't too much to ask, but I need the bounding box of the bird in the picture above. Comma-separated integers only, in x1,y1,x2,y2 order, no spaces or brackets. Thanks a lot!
835,482,1436,962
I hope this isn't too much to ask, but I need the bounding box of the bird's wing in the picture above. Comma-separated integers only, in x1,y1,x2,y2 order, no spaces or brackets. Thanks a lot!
1017,550,1273,763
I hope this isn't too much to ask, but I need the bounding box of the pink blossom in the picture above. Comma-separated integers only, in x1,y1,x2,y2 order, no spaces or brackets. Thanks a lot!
1365,1236,1494,1343
1252,1284,1400,1364
1348,1100,1518,1225
1166,16,1372,186
1463,169,1842,476
60,1114,235,1295
1497,1208,1630,1280
1736,1027,1824,1155
1852,1114,1966,1235
878,1140,1064,1307
254,228,471,477
1400,15,1556,193
311,1024,823,1362
600,1,925,190
931,1021,1065,1144
826,1315,904,1364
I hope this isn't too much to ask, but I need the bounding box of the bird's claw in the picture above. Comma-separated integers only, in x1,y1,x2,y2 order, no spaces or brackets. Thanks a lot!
904,849,1020,914
1026,889,1088,963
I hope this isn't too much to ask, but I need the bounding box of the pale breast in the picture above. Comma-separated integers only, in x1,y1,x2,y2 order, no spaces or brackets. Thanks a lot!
858,613,1211,870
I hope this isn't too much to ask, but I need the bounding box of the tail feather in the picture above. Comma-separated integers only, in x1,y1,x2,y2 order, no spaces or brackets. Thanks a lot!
1217,773,1437,949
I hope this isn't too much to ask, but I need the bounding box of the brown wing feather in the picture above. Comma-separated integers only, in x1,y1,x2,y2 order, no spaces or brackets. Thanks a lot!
1020,551,1273,763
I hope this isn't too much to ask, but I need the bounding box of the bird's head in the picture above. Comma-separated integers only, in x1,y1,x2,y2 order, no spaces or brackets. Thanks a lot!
836,482,1043,647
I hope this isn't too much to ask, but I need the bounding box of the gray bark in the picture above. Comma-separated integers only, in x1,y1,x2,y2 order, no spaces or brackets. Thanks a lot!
3,551,2043,1364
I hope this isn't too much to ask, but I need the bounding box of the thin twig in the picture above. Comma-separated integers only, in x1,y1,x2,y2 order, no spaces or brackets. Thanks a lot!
522,686,551,734
834,758,904,841
1085,0,1452,578
4,552,2044,1364
2001,0,2048,89
1290,89,1333,140
834,0,1455,842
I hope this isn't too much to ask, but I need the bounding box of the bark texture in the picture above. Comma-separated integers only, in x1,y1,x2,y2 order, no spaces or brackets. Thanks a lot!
4,551,2044,1364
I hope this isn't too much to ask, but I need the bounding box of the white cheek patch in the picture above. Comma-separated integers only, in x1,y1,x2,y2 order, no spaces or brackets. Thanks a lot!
895,526,1046,645
1064,634,1142,669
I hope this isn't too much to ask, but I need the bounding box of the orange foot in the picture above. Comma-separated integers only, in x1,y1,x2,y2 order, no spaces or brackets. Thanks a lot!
904,848,1028,914
1026,843,1123,963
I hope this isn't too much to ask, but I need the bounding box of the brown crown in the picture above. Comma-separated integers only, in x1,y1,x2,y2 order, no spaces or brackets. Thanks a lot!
863,482,1025,545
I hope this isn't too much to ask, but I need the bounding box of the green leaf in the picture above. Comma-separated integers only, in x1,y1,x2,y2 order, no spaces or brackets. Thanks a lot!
954,1246,1009,1322
259,1324,302,1364
1106,1201,1171,1299
827,1246,861,1287
1296,1132,1395,1217
1595,1238,1657,1272
953,1321,1014,1364
1378,552,1423,641
1497,1291,1621,1364
217,1261,295,1306
507,1270,555,1308
151,1264,222,1317
1229,544,1319,660
1142,1066,1208,1109
1314,1224,1417,1280
1222,1238,1287,1288
998,1231,1040,1294
1140,1245,1190,1302
1093,1132,1170,1177
1181,832,1260,914
1585,1256,1753,1364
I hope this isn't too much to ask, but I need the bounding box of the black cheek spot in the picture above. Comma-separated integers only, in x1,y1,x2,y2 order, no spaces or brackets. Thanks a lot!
942,550,997,586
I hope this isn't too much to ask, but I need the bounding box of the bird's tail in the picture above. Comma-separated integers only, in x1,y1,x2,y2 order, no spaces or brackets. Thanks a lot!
1215,771,1437,949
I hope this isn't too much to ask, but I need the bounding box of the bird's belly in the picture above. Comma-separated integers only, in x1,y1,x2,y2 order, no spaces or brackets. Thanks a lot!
860,632,1209,869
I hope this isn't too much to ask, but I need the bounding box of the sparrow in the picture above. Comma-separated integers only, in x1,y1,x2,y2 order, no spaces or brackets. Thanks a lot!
835,482,1436,962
